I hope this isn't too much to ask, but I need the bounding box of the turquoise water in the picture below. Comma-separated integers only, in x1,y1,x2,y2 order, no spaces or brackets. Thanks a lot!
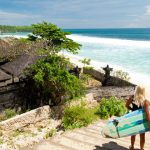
64,28,150,41
1,29,150,84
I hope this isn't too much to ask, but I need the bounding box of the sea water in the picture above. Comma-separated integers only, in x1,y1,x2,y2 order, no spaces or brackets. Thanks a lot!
65,28,150,88
1,29,150,87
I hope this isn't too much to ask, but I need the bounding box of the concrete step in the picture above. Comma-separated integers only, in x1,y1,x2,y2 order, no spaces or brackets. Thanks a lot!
51,134,95,150
21,141,77,150
63,130,131,149
20,120,150,150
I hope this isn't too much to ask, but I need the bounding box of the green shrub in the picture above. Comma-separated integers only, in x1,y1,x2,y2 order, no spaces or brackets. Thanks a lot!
0,138,3,145
63,103,98,130
28,22,81,54
96,97,127,119
84,66,94,70
80,58,91,67
0,114,6,122
4,109,16,119
45,129,56,139
112,70,130,81
25,55,85,107
80,73,92,83
0,109,17,122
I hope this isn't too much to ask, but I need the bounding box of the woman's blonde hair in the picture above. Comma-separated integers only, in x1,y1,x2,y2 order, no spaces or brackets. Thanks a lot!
133,85,145,107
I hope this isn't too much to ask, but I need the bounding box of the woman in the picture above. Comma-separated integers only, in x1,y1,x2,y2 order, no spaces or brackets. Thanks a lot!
126,85,150,150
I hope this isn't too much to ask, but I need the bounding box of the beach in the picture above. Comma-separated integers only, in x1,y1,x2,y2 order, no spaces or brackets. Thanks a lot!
62,52,150,99
1,29,150,98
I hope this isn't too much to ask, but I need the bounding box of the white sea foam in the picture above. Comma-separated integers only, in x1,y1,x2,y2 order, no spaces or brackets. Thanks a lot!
1,32,150,96
67,34,150,48
64,52,150,98
0,34,28,38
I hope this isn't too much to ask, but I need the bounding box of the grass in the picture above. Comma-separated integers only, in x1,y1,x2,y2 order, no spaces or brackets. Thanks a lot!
38,127,42,132
0,109,17,122
0,138,3,145
62,101,99,130
96,97,127,119
45,128,57,139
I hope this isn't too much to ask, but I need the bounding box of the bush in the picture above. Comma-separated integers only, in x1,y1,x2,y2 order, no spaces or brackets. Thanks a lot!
80,73,92,83
28,22,81,54
0,109,17,121
84,66,94,70
5,109,16,119
25,55,85,107
111,70,130,81
80,58,91,67
45,129,56,139
62,102,98,130
96,97,127,119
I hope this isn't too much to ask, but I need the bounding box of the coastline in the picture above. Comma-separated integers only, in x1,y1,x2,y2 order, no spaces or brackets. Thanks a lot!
63,52,150,99
1,33,150,98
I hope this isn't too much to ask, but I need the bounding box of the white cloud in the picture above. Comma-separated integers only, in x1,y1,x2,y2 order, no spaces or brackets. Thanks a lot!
0,10,41,25
144,5,150,15
0,10,40,19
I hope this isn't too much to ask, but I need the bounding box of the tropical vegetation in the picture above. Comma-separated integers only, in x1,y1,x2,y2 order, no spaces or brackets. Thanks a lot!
0,25,33,33
96,97,127,119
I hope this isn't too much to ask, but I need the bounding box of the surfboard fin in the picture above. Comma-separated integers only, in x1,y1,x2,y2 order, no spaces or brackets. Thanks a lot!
113,119,119,126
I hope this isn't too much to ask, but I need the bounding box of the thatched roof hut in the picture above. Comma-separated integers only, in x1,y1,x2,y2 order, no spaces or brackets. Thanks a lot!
0,54,41,77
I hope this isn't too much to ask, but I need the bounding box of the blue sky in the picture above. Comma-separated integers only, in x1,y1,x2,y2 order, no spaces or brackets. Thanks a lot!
0,0,150,28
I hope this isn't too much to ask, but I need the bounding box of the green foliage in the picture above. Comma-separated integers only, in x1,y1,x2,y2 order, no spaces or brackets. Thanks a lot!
0,114,6,122
38,127,42,132
96,97,127,119
0,138,3,145
28,22,81,54
0,109,17,121
80,58,91,67
80,73,92,83
0,25,33,33
4,109,16,119
112,70,130,81
84,66,94,70
0,132,3,137
45,129,56,139
25,55,85,106
62,103,98,130
11,129,23,137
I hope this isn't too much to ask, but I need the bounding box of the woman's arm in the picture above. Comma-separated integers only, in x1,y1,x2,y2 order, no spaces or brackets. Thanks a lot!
144,100,150,124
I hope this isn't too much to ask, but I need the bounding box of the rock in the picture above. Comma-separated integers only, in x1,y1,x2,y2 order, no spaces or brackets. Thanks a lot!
84,93,95,102
88,86,135,101
0,105,51,131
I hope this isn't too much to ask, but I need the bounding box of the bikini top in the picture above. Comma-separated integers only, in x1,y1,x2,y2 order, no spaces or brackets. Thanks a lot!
130,102,142,111
129,95,144,112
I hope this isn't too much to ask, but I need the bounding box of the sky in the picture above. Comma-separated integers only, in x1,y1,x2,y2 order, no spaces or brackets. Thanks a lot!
0,0,150,28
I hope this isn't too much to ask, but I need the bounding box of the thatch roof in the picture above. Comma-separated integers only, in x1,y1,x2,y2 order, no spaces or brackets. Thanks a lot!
0,54,41,77
0,37,17,46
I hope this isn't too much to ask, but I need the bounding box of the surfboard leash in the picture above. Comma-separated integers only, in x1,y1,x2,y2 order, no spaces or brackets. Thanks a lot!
113,119,120,138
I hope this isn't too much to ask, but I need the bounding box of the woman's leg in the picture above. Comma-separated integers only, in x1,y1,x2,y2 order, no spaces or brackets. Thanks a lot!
130,135,136,150
140,133,145,150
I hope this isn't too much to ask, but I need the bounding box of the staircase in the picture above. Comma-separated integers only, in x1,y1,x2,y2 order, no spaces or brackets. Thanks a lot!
21,120,150,150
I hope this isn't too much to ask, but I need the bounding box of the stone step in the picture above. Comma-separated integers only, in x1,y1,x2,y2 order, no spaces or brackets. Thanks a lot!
51,135,95,150
63,130,131,149
20,120,150,150
21,141,77,150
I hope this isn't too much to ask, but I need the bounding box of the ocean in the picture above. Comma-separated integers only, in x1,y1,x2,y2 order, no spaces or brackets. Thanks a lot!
1,28,150,87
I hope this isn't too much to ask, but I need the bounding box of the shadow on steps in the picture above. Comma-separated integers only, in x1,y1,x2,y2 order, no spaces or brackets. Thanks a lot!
94,141,139,150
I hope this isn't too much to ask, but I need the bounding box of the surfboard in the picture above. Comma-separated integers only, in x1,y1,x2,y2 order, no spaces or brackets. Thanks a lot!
101,107,150,138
